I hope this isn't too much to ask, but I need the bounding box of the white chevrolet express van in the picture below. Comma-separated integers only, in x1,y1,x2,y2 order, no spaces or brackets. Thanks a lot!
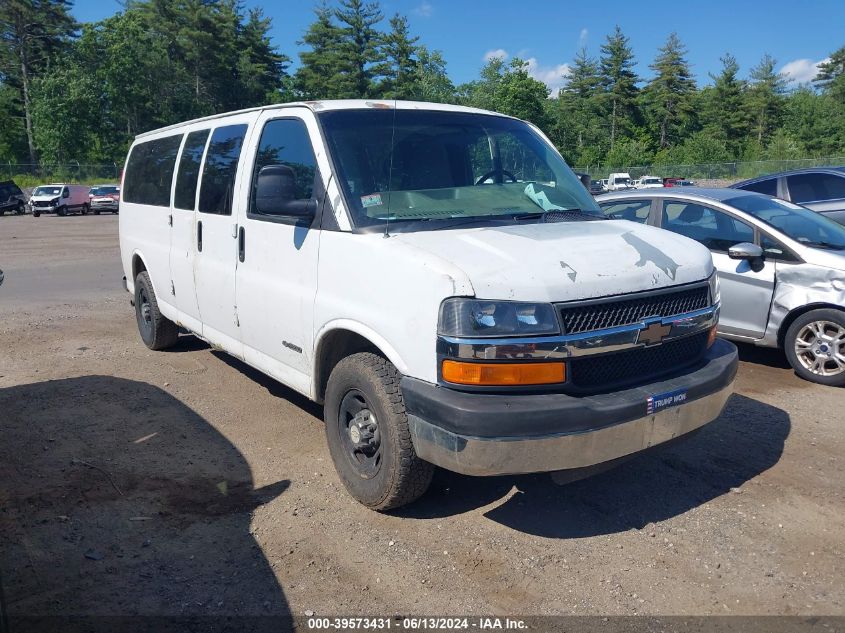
30,183,91,216
119,100,737,510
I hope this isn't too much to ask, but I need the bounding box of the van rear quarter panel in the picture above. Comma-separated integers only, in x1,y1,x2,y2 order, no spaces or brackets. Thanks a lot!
119,134,180,321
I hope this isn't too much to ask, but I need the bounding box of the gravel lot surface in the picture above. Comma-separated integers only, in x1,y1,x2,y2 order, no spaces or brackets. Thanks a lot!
1,215,843,621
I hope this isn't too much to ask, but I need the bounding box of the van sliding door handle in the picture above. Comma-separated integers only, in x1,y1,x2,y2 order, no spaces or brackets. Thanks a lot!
197,221,203,252
238,226,245,262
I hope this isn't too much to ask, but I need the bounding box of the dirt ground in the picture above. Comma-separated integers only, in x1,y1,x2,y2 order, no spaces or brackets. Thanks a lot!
1,214,843,623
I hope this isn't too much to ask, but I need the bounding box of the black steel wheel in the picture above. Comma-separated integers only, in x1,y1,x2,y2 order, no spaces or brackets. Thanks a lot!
134,271,179,350
324,352,434,510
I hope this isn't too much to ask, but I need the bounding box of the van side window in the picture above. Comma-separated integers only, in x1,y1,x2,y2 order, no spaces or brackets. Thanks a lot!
174,130,210,210
199,124,248,215
123,134,183,206
249,118,317,216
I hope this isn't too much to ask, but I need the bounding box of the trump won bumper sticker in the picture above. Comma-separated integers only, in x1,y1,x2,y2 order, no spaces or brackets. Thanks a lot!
646,389,688,415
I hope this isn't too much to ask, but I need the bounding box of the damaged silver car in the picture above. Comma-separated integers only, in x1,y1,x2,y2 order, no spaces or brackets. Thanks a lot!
597,188,845,386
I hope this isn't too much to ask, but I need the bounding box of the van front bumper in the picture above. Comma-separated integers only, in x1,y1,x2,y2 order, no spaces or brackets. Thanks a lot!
401,339,737,476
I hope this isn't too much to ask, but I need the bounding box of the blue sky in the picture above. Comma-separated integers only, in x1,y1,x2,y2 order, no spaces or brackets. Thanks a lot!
72,0,844,94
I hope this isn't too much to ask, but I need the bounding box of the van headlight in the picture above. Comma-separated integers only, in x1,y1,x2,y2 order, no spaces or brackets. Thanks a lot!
438,298,560,338
708,271,720,305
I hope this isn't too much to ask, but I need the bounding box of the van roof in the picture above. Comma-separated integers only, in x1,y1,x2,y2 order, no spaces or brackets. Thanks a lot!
134,100,516,140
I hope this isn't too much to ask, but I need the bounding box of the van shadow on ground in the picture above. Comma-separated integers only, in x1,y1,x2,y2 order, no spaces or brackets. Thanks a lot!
0,376,292,632
399,394,789,538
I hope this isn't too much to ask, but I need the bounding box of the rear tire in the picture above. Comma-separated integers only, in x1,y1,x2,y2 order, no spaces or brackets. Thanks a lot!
134,271,179,350
324,352,434,510
16,202,24,215
81,203,89,215
784,308,845,387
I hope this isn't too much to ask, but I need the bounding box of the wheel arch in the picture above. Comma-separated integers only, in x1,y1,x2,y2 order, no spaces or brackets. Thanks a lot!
778,302,845,348
312,322,409,404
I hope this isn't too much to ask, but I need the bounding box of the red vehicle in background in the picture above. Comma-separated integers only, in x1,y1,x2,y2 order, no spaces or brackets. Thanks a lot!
88,184,120,214
663,177,696,187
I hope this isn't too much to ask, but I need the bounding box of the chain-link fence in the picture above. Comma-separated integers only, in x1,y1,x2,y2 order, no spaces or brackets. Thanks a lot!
574,156,845,183
2,163,121,190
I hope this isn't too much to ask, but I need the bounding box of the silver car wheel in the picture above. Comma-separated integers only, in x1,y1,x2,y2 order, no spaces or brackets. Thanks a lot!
793,320,845,377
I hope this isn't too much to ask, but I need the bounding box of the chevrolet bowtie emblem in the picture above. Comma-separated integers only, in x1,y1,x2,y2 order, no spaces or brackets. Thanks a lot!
638,322,672,346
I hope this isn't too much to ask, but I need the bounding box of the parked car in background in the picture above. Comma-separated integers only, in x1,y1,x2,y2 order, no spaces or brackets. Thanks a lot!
30,184,91,217
89,184,120,214
597,188,845,385
730,167,845,225
0,180,26,215
607,172,634,191
600,178,609,191
589,179,604,195
664,178,695,187
634,175,663,189
119,99,736,509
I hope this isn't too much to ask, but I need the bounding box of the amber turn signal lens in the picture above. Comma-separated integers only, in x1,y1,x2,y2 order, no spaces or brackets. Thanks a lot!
707,324,718,348
442,360,565,386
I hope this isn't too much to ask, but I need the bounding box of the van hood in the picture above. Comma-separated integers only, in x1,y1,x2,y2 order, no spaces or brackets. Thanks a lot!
393,219,714,302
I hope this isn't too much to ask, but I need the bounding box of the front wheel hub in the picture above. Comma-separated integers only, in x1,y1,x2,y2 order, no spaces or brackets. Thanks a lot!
339,391,383,479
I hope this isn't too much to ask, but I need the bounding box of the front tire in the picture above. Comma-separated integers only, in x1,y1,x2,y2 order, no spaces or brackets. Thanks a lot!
134,271,179,350
57,206,67,217
324,352,434,510
32,210,40,217
784,308,845,386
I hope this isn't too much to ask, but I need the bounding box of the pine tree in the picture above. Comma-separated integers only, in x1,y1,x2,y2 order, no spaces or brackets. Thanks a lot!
296,2,344,99
700,54,747,151
645,33,694,149
557,47,603,159
745,54,786,145
334,0,384,98
814,45,845,104
235,8,290,107
380,14,419,99
598,26,639,149
0,0,77,163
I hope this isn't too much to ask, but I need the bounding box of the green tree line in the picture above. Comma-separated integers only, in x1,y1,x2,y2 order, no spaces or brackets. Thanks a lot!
2,0,844,169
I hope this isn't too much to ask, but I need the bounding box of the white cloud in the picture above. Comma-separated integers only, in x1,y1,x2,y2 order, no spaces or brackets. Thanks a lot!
524,58,571,96
412,1,433,17
483,48,509,62
578,28,589,48
482,49,570,95
780,57,829,85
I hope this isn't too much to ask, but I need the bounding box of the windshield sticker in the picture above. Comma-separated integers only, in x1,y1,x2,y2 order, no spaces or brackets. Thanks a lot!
523,183,563,212
361,193,382,208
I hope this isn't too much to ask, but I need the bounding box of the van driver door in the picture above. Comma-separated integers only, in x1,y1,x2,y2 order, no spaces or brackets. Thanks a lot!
234,108,323,395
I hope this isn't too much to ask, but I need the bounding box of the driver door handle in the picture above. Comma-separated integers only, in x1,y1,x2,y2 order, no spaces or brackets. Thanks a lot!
238,226,245,262
197,220,203,252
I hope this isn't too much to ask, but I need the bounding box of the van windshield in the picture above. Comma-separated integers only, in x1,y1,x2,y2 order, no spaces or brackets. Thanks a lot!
318,109,601,229
33,186,62,196
90,186,119,196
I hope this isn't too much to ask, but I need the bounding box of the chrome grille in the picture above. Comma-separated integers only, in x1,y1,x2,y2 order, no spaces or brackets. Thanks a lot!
557,285,709,334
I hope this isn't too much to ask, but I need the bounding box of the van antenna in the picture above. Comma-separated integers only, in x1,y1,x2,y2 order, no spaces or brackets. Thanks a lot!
384,100,398,239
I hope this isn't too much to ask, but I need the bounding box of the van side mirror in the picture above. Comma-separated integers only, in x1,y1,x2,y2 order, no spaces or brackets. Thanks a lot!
255,165,316,218
728,242,764,260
